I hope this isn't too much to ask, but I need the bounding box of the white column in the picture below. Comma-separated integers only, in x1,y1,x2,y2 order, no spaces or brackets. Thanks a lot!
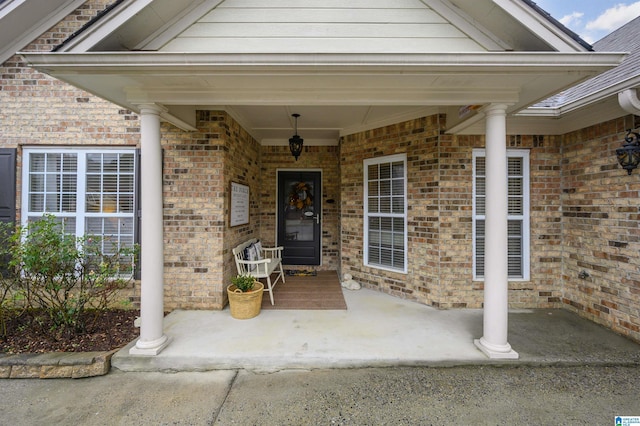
474,104,519,359
130,104,170,356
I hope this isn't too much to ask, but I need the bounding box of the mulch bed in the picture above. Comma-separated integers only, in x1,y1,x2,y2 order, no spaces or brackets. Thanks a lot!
1,309,140,354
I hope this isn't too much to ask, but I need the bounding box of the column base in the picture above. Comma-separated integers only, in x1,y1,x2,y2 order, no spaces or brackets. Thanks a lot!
129,335,170,356
474,338,519,360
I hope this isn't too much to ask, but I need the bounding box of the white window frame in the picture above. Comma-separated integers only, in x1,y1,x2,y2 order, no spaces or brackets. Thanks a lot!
21,147,137,253
472,149,530,281
363,154,408,274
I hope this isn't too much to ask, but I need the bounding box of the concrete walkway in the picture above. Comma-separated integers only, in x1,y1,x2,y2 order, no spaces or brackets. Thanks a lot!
112,287,640,372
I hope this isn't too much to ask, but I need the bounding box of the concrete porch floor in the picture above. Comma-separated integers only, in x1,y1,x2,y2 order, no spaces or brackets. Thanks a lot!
112,282,640,372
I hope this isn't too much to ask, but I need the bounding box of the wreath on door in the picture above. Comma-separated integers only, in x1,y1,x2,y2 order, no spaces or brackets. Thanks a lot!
288,182,313,210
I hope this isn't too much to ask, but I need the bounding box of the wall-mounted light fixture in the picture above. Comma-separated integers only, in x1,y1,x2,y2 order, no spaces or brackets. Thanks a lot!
616,128,640,175
289,113,303,161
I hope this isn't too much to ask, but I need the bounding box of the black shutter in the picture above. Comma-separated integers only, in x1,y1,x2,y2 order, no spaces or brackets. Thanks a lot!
0,149,17,276
134,148,141,280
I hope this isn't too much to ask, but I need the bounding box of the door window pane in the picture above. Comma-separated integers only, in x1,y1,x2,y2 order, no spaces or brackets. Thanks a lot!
284,179,315,242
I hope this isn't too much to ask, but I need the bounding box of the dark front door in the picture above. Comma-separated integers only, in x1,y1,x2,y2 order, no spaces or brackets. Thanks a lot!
277,171,321,265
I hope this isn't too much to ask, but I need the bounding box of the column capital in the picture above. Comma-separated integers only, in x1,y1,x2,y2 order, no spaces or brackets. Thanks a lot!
137,103,169,116
483,103,510,116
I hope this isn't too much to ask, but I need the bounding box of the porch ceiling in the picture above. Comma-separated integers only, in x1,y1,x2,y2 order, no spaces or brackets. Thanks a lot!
21,51,625,141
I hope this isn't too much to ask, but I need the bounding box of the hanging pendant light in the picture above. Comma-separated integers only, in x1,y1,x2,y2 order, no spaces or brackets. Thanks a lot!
289,113,303,161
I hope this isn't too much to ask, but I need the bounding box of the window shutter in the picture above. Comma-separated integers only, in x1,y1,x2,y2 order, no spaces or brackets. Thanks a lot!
0,149,17,276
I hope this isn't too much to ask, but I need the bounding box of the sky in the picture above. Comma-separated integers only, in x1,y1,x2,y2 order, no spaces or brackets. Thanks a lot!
533,0,640,44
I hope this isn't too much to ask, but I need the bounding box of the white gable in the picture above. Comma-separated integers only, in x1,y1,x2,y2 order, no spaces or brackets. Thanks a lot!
155,0,488,54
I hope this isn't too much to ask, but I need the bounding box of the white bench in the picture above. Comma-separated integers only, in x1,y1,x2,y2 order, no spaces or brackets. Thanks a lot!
232,238,285,305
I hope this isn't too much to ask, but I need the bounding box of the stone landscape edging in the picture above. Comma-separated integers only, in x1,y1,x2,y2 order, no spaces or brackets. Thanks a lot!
0,349,117,379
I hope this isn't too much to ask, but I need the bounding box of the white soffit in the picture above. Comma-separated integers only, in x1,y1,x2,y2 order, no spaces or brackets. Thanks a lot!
21,51,624,110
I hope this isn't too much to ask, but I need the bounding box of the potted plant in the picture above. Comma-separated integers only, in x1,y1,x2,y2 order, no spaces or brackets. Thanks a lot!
227,274,264,319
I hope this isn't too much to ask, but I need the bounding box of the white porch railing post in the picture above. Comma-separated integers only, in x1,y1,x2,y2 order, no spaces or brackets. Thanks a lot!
130,103,170,356
474,104,519,359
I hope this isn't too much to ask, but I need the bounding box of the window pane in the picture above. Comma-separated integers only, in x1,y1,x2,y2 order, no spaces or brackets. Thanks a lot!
46,154,60,172
368,246,380,264
475,219,485,276
508,257,522,277
103,194,118,213
476,157,485,175
508,197,523,215
368,164,378,180
508,178,522,195
380,197,391,213
61,194,76,212
86,175,101,192
476,177,486,196
86,194,101,213
29,194,44,212
369,229,380,245
392,162,404,178
508,158,523,176
45,194,60,212
379,163,391,179
119,175,134,193
508,220,522,236
370,217,380,228
62,154,77,172
119,194,134,213
368,197,379,213
103,175,118,193
120,154,135,173
45,174,60,192
87,153,102,172
476,197,486,216
62,175,77,192
368,181,378,197
30,154,45,172
392,196,404,213
393,251,404,269
30,175,44,192
103,153,118,172
508,238,522,256
380,248,392,264
380,180,391,196
392,179,404,196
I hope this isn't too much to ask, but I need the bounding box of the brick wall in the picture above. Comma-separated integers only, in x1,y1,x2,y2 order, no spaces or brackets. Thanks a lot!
341,115,566,310
561,115,640,342
340,116,444,305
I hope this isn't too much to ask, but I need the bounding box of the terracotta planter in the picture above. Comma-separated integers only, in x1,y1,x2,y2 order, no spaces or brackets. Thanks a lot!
227,281,264,319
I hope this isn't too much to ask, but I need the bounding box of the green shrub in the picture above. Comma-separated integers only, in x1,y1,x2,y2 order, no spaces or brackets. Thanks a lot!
231,274,258,292
0,215,139,337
